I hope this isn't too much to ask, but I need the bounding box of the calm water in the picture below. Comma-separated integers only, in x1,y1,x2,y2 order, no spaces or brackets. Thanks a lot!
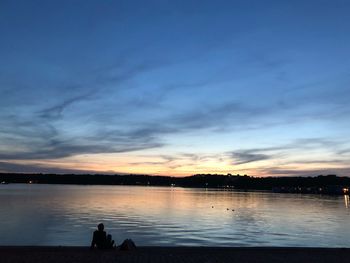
0,184,349,247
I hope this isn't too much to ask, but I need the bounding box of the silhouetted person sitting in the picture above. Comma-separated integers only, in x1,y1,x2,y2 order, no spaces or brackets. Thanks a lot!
106,234,115,249
91,223,116,249
91,223,107,249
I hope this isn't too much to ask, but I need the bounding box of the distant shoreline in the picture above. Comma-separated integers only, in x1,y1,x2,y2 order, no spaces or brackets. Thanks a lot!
1,173,349,195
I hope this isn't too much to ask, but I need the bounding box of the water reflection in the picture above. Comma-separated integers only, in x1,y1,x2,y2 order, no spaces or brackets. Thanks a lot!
345,195,349,209
0,185,349,247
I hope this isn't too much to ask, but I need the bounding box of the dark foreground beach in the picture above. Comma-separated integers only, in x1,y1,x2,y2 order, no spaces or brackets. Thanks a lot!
1,247,349,263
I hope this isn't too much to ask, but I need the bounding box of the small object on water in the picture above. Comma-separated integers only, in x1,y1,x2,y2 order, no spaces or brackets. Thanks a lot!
227,208,229,210
212,206,214,208
232,209,235,211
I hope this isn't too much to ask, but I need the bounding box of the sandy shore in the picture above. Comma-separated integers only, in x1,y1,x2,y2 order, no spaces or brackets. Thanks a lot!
1,246,349,263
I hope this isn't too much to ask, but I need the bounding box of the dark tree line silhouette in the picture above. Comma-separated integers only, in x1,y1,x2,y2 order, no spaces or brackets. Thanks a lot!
1,173,349,195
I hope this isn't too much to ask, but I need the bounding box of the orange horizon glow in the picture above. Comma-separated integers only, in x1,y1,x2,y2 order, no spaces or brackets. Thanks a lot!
3,151,348,178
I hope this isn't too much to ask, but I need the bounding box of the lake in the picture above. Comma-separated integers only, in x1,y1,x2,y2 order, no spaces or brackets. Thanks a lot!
0,184,349,247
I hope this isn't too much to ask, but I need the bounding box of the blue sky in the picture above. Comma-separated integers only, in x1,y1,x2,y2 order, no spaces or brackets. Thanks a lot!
0,0,350,176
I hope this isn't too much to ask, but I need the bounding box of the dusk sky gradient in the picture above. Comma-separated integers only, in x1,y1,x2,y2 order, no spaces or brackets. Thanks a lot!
1,0,350,176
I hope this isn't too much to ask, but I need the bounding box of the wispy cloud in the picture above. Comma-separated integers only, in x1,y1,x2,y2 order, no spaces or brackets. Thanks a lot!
0,58,172,161
289,159,350,165
167,102,268,131
231,150,272,165
0,161,106,174
0,130,163,160
37,92,96,120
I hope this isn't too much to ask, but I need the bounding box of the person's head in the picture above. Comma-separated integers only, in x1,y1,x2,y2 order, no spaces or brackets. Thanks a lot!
107,234,112,241
97,223,104,231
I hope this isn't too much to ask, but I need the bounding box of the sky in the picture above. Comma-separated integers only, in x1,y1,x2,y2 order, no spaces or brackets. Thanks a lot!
0,0,350,177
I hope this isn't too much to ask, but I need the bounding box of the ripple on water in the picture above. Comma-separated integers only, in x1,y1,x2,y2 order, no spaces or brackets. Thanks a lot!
0,185,349,247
